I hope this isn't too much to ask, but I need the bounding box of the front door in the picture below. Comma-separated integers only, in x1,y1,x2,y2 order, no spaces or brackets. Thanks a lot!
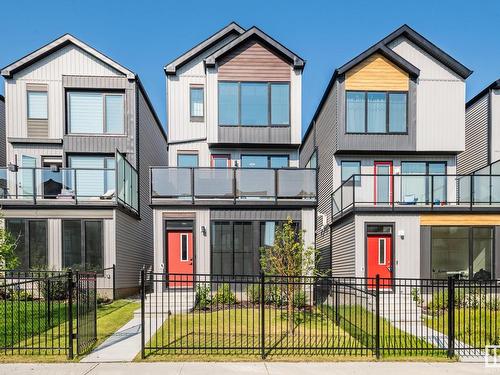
367,233,393,289
167,229,193,287
374,161,393,205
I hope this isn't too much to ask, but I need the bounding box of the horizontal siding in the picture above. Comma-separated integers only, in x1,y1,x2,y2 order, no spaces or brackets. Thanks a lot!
331,219,355,276
218,126,291,144
345,53,409,91
457,93,489,174
0,100,5,166
211,209,301,221
218,40,291,81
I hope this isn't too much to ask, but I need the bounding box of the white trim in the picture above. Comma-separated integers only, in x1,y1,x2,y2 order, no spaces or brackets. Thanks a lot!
378,237,386,265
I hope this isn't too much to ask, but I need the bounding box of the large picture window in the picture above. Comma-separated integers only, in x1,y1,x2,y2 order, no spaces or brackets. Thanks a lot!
218,82,290,126
431,226,494,280
68,91,124,134
346,91,407,134
5,219,47,270
63,220,103,271
211,220,299,277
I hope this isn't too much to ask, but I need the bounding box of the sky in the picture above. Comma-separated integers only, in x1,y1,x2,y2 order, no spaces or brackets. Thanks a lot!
1,0,498,136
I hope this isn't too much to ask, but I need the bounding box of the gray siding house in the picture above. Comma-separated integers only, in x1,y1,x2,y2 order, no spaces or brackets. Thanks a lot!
0,34,168,296
151,23,316,280
300,25,500,281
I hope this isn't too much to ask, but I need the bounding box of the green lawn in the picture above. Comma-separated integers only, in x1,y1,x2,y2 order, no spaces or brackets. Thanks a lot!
424,308,500,348
0,299,139,362
143,304,443,360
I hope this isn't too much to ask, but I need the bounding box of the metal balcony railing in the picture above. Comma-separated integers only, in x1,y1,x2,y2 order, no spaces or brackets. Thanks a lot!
150,167,317,204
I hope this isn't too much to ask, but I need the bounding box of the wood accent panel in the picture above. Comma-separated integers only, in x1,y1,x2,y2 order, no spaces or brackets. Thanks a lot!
218,40,291,82
345,53,409,91
420,214,500,226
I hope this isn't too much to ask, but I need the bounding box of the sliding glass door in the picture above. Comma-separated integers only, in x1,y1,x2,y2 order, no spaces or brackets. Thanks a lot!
401,162,446,204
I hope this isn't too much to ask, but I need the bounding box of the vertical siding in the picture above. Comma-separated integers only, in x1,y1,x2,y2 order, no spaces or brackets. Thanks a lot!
490,90,500,163
331,219,355,276
457,93,489,174
0,99,5,166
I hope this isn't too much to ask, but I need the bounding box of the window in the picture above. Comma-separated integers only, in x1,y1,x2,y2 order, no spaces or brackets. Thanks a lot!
68,92,124,134
346,91,407,133
190,86,204,121
63,220,103,271
218,82,290,126
180,234,189,261
68,155,115,198
241,155,289,168
6,219,47,270
211,155,230,168
341,161,361,184
177,153,199,167
378,238,386,265
401,161,446,204
27,91,48,120
306,151,317,169
431,226,493,280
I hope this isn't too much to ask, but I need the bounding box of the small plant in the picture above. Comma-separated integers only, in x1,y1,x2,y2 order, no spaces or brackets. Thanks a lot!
411,288,422,305
196,283,212,309
212,283,236,305
246,284,260,304
292,290,307,309
9,289,33,301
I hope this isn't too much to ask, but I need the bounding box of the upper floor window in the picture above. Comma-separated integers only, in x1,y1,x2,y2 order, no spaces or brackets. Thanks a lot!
27,91,48,120
341,161,361,184
177,153,199,167
68,92,124,134
346,91,407,134
306,151,317,169
241,155,289,168
190,85,204,122
218,82,290,126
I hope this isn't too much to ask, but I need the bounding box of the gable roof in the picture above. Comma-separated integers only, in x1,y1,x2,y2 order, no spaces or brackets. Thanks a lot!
300,24,473,149
466,79,500,109
205,26,305,70
164,22,245,75
1,33,135,79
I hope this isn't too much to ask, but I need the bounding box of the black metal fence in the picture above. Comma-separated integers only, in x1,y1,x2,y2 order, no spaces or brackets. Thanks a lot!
0,269,97,358
140,272,500,359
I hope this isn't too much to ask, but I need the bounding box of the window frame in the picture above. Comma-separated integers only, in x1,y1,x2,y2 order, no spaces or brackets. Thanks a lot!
5,219,48,270
62,219,104,272
240,154,290,169
67,90,126,135
218,81,291,127
401,160,447,203
306,150,318,169
341,160,361,184
27,90,49,121
345,90,408,135
180,233,189,262
189,85,204,122
177,152,199,167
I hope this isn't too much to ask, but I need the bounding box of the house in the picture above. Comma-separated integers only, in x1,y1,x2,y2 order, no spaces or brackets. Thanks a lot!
457,79,500,174
299,25,500,282
0,34,168,297
151,22,316,279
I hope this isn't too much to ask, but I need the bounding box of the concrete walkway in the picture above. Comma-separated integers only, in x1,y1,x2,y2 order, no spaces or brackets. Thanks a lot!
1,362,498,375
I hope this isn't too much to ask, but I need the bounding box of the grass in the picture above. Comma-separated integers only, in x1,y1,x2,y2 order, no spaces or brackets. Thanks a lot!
142,304,446,360
0,299,139,362
424,307,500,348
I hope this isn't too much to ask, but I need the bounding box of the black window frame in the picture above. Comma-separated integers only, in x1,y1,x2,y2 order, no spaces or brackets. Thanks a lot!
62,219,104,272
5,219,48,270
401,160,447,204
218,81,291,127
240,154,290,169
189,85,204,122
345,90,408,134
341,160,361,184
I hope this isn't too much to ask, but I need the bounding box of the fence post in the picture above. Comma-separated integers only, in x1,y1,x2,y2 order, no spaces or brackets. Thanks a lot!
447,276,455,358
375,274,380,359
334,279,340,325
67,269,74,360
112,264,116,301
140,268,146,359
260,272,265,359
46,276,51,328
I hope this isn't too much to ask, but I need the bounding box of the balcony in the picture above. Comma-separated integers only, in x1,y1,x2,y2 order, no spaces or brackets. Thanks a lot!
331,173,500,220
150,167,317,206
0,155,138,213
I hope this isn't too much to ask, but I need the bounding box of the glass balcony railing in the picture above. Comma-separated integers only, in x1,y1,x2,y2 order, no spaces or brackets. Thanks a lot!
331,173,500,219
151,167,317,204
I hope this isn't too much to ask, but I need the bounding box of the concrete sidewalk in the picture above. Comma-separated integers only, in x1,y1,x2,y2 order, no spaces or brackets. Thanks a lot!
0,362,498,375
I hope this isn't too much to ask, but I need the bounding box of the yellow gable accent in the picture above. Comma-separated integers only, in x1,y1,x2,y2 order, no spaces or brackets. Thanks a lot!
345,53,409,91
420,214,500,226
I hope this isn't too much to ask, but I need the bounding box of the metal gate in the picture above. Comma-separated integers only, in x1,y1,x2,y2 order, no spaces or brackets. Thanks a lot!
75,271,97,356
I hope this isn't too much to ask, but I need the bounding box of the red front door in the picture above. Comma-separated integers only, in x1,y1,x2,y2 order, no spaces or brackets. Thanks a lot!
367,234,393,289
374,161,393,205
167,230,193,287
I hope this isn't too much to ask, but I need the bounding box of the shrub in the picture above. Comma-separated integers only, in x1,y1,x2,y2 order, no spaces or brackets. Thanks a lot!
292,290,307,309
246,284,260,304
196,283,211,309
97,294,112,305
40,276,68,301
212,283,236,305
9,289,33,301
